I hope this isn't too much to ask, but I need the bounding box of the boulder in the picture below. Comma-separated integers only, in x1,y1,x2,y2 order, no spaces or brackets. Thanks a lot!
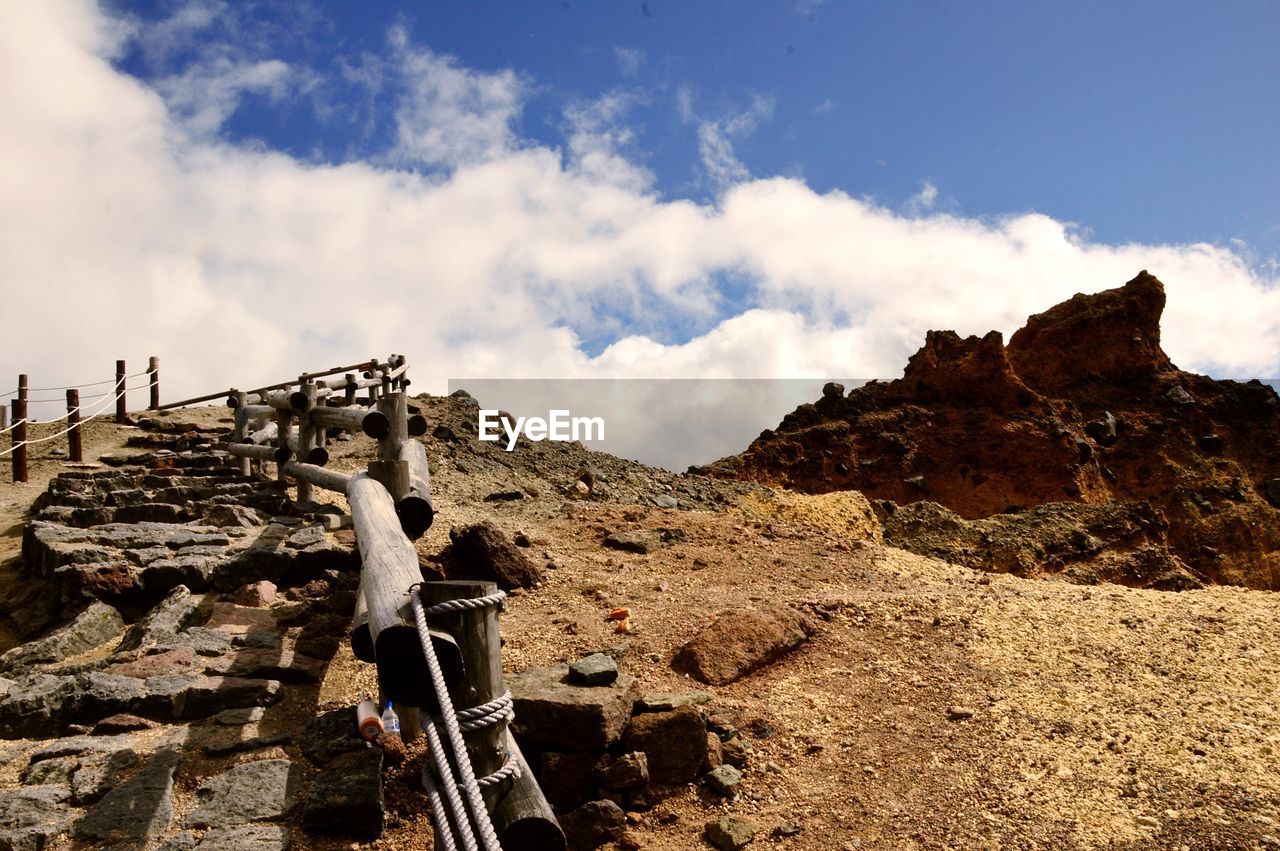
0,675,79,739
301,748,384,840
445,522,543,590
0,786,73,851
622,706,707,785
508,666,640,752
185,759,301,828
671,605,816,686
561,799,626,850
0,601,124,674
116,586,203,652
76,748,179,845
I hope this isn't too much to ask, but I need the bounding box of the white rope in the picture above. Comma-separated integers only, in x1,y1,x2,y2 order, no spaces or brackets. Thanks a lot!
412,588,507,851
0,369,151,398
0,379,148,453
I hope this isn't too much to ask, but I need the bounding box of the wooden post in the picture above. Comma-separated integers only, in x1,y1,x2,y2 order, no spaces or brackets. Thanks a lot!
12,375,27,483
343,373,357,407
347,472,461,707
296,381,317,504
66,389,82,463
231,390,251,476
275,407,292,485
371,393,409,501
0,405,6,431
148,356,160,410
115,360,127,424
307,405,389,439
419,580,564,850
397,439,434,540
366,357,380,405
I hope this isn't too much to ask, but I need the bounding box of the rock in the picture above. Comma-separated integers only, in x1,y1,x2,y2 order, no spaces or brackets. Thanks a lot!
0,786,73,851
172,675,283,719
1162,385,1196,407
704,764,742,796
205,603,277,635
0,679,12,700
649,494,678,509
671,605,816,686
721,737,750,768
201,733,292,758
483,490,525,502
622,706,707,785
196,824,291,850
947,706,975,721
1198,433,1224,452
202,504,267,528
216,707,265,726
155,831,200,851
445,522,543,590
1268,478,1280,506
704,816,760,850
104,647,198,679
599,752,649,793
0,674,79,738
562,799,626,850
508,666,640,752
0,601,124,674
92,713,156,734
76,748,179,845
301,748,384,840
185,759,301,828
602,530,662,554
539,752,605,811
116,586,203,652
208,649,325,683
634,691,713,713
70,747,142,804
235,581,278,607
568,653,619,686
153,626,233,657
299,708,365,765
704,733,724,771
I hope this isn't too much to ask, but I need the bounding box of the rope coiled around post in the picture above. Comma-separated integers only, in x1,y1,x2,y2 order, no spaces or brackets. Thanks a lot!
411,586,512,851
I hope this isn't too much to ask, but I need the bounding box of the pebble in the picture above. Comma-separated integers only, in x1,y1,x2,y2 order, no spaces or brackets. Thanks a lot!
947,706,975,721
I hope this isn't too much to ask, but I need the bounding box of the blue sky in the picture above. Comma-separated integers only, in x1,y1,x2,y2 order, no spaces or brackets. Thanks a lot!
1,1,1278,414
112,0,1280,254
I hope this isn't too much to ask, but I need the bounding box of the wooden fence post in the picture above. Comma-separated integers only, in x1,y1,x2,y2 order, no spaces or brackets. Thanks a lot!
115,360,127,424
419,580,564,850
1,405,6,431
66,389,82,463
371,392,409,500
12,375,28,483
296,381,317,504
148,356,160,410
275,407,293,485
232,390,251,476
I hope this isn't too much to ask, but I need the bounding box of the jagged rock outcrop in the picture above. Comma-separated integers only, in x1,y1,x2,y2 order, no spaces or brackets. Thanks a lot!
709,272,1280,589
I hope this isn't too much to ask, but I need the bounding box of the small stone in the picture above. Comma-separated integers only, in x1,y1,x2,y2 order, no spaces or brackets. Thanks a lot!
599,752,649,793
92,713,156,735
773,823,803,838
623,706,707,785
569,653,619,686
234,581,278,607
705,764,742,796
704,816,760,850
947,706,975,721
1136,815,1160,829
603,530,663,555
216,706,266,726
671,605,815,686
649,494,678,509
562,799,626,849
508,666,641,752
704,733,724,771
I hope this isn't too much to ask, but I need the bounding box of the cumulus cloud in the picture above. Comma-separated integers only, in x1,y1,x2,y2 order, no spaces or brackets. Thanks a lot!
1,0,1277,429
683,90,775,190
612,47,644,78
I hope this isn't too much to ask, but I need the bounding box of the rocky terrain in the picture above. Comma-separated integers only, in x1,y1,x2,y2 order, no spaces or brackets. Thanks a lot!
0,335,1276,850
706,272,1280,591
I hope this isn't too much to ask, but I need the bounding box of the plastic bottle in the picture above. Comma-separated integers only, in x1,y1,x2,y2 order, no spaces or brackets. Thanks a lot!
381,702,401,736
356,694,382,741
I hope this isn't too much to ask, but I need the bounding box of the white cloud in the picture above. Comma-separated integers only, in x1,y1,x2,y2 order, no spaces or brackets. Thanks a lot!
157,56,294,135
814,97,834,114
905,180,938,215
388,27,524,169
683,91,775,191
612,46,644,78
0,0,1277,430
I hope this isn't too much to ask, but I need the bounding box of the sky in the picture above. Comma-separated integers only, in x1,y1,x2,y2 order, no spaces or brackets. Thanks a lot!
2,0,1279,420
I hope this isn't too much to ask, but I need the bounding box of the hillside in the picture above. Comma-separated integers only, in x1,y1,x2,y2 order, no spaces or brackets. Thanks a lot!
706,272,1280,590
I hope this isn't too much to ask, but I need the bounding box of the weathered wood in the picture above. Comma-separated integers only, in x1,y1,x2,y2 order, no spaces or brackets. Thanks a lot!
347,472,460,706
351,584,374,662
274,408,292,485
228,442,291,464
493,729,565,851
231,390,250,475
115,360,127,424
343,373,357,407
66,389,82,463
373,393,410,497
299,359,381,382
397,702,422,743
282,461,350,493
295,383,317,503
418,581,505,813
397,439,434,540
239,404,274,423
11,376,27,483
161,387,237,411
283,436,329,466
408,413,428,437
0,405,6,431
248,421,278,446
289,384,333,411
148,356,160,411
308,404,389,439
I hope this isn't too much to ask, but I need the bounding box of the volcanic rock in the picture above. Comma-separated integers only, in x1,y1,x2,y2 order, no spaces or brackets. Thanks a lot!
671,605,816,685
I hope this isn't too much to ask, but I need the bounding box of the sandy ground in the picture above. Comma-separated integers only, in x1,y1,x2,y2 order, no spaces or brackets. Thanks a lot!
2,405,1278,850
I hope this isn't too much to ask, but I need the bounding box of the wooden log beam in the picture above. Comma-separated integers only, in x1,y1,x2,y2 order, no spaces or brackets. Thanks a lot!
274,407,293,485
295,382,317,503
347,472,460,706
231,390,251,475
308,404,389,439
228,442,291,464
397,439,434,540
282,461,350,494
493,729,565,851
248,420,278,446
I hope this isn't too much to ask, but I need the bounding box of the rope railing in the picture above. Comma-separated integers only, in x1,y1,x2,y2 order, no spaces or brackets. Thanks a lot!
0,379,150,456
0,369,149,398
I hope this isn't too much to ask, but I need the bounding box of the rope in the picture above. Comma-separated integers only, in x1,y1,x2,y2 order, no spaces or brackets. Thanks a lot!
412,587,508,851
0,369,151,398
0,379,149,452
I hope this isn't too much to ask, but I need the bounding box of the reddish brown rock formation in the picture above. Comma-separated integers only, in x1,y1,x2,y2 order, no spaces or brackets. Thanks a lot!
708,272,1280,589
